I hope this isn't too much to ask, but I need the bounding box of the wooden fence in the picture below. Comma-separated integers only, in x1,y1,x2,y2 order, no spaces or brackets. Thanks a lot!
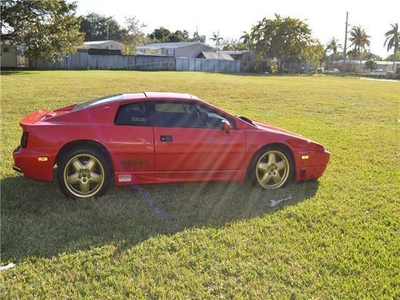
176,58,240,73
30,53,241,73
31,53,176,71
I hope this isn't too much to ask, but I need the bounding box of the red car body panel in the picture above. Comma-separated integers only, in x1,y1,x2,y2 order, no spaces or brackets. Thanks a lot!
13,92,330,188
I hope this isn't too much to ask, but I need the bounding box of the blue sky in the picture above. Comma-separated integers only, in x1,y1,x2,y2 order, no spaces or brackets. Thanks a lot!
73,0,399,58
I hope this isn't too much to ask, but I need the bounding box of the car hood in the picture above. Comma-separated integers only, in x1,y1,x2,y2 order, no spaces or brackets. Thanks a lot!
252,120,304,138
250,119,327,151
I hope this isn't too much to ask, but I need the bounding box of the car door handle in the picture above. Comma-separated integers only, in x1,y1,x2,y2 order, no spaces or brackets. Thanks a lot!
160,135,173,142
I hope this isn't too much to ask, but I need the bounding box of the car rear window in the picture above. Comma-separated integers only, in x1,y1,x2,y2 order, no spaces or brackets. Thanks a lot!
73,94,123,111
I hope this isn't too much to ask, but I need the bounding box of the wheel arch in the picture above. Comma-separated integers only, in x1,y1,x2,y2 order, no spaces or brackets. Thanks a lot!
55,140,114,172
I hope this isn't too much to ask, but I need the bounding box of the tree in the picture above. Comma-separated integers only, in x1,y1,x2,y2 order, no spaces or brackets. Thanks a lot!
209,31,223,49
148,26,207,43
364,51,382,61
250,14,314,72
349,25,371,65
384,23,399,71
148,27,171,42
221,39,248,51
81,14,150,54
303,40,325,68
239,31,251,49
326,37,340,60
365,59,377,71
192,30,206,43
124,16,146,36
386,52,400,61
80,13,126,41
168,30,190,42
122,16,150,54
1,0,83,61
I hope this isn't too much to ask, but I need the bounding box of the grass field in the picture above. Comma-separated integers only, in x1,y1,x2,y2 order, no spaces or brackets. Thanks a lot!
1,71,399,299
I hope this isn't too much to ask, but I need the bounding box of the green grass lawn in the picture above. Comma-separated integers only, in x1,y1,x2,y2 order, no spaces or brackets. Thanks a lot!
1,71,399,299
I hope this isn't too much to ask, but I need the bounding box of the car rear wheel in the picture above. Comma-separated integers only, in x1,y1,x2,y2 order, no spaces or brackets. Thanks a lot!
57,147,111,199
250,146,293,189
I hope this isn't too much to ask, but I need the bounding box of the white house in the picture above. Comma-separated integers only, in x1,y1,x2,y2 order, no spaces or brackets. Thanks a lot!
78,40,124,55
331,60,399,72
136,42,218,58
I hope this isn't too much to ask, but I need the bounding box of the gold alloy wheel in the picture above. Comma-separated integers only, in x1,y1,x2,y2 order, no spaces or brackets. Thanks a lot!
256,149,290,189
63,154,105,198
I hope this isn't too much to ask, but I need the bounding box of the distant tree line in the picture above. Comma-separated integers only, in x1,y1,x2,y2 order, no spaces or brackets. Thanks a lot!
1,0,399,72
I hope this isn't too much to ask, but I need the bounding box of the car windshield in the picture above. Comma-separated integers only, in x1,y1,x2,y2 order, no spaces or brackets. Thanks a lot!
73,94,123,111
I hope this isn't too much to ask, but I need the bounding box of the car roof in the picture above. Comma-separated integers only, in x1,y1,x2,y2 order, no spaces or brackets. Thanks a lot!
121,92,199,101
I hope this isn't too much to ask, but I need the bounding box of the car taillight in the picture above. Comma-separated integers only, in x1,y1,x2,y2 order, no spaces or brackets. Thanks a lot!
21,132,29,148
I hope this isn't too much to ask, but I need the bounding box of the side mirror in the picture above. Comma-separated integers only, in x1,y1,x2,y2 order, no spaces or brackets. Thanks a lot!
221,120,231,135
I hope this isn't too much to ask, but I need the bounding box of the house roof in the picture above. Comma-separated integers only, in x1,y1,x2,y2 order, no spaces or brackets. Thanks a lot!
78,40,123,50
201,51,234,60
220,50,249,55
83,40,123,46
136,42,214,50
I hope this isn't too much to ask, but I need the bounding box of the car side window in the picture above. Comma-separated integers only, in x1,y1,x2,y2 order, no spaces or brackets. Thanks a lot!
154,102,235,129
154,102,207,128
115,102,151,126
197,105,235,129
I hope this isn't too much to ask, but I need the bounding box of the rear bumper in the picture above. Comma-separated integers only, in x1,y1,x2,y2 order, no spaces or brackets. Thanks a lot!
13,146,55,182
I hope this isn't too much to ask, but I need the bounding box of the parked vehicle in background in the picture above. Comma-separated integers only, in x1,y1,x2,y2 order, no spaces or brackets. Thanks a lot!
371,69,386,75
326,68,340,73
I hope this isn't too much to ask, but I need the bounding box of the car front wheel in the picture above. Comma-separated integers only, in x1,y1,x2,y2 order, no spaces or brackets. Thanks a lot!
250,146,293,189
57,147,111,199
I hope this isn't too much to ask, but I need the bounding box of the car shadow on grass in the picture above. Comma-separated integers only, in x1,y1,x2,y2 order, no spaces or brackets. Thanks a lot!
1,176,319,262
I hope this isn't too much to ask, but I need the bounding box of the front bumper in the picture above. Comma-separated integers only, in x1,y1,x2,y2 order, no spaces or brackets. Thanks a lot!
295,149,330,181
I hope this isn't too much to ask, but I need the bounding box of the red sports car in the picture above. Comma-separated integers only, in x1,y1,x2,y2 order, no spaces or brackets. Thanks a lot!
13,92,330,199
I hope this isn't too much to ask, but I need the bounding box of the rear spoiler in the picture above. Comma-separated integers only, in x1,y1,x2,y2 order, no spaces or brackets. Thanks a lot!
20,104,76,126
20,110,52,126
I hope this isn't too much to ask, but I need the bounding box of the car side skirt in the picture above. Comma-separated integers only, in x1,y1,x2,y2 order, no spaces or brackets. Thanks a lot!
114,170,247,186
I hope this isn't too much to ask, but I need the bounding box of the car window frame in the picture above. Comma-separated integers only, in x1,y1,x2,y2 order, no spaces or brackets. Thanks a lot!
114,101,153,126
154,100,236,129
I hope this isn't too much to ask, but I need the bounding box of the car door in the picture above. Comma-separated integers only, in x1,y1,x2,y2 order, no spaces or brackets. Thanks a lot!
153,101,246,171
111,101,155,174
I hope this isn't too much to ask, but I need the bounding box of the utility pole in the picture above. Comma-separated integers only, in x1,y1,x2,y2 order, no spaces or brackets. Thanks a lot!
107,22,109,40
343,12,349,72
106,16,113,40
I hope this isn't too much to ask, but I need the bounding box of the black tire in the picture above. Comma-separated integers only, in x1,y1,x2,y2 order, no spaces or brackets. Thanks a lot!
249,145,294,189
57,147,112,199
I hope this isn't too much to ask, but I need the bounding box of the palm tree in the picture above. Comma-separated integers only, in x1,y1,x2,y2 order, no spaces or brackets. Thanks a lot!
349,25,371,70
239,31,251,49
209,31,224,71
326,37,339,60
384,23,399,71
209,31,223,49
